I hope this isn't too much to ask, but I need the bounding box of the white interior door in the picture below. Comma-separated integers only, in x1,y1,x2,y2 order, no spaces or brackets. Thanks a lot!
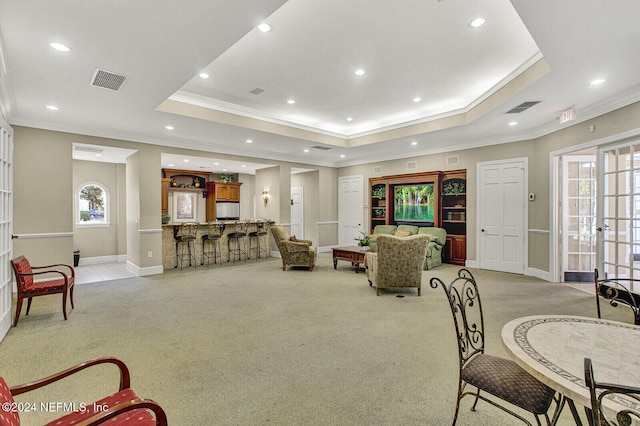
478,159,526,274
598,140,640,283
0,117,14,340
291,186,303,238
338,175,363,246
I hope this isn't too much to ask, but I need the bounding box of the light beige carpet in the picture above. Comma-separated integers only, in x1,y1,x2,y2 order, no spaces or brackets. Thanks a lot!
0,253,618,425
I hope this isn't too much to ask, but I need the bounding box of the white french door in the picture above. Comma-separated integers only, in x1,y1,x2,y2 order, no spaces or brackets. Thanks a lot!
0,117,13,341
598,140,640,285
562,156,597,281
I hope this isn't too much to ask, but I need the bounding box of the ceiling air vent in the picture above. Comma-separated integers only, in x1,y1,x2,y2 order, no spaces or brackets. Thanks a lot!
373,166,382,175
90,69,127,91
407,161,417,170
249,88,264,95
447,156,459,165
506,101,540,114
310,145,331,150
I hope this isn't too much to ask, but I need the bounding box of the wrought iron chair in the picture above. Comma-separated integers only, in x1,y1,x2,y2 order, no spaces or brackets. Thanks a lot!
584,357,640,426
10,255,75,327
0,357,167,425
227,220,248,263
430,268,564,425
174,222,198,269
248,220,269,260
594,269,640,325
201,222,224,266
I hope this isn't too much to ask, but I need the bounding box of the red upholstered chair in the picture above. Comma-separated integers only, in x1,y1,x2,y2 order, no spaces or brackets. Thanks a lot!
0,357,167,425
10,255,75,327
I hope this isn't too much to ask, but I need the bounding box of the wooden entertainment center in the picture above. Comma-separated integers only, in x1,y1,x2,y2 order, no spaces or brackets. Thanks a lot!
369,169,466,265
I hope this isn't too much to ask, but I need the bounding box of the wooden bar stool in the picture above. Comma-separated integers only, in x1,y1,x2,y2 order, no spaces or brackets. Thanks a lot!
201,222,224,266
227,221,248,263
174,223,198,269
248,220,269,260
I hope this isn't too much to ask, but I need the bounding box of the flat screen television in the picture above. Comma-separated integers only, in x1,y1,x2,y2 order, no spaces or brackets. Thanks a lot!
393,183,435,222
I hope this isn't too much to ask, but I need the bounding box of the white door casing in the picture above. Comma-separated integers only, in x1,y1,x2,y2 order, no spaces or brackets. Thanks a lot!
478,159,527,274
0,117,13,341
291,186,303,239
338,175,364,247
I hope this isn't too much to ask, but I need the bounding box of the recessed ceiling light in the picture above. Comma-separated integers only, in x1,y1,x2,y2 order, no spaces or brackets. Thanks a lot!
304,149,309,153
183,159,190,163
241,165,246,168
508,121,518,126
340,154,346,158
222,168,228,172
49,42,70,52
257,23,272,32
245,139,253,143
199,73,210,79
590,78,606,85
165,125,174,130
411,141,418,146
287,99,296,104
168,163,175,167
46,105,59,110
413,97,422,103
346,117,354,121
470,17,486,28
355,69,365,76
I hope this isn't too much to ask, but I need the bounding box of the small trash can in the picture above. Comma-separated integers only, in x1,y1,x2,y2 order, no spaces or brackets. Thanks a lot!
73,249,80,267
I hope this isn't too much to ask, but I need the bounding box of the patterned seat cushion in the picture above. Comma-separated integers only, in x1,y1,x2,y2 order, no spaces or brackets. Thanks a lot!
44,388,155,426
462,353,555,415
0,377,20,426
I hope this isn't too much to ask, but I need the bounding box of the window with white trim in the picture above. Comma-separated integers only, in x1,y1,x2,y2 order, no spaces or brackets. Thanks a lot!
77,183,108,224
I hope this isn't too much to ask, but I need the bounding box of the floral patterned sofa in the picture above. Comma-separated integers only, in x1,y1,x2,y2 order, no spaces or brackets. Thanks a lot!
367,224,447,270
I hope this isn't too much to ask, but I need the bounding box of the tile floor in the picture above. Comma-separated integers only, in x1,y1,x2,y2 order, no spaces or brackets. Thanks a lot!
74,262,136,284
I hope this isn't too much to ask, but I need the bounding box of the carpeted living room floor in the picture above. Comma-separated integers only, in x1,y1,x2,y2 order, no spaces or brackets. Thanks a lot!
0,253,619,425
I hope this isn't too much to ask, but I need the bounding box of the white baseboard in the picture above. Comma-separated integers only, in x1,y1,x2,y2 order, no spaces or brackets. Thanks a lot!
465,259,479,269
78,255,127,266
127,261,163,277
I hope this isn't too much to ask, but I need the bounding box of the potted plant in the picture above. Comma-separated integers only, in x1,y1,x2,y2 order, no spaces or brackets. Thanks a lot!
220,174,233,183
355,231,370,247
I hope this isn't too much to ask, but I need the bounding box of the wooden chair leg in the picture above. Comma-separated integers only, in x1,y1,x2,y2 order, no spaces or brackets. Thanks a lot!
418,287,421,296
26,297,33,315
70,285,75,309
13,296,23,327
62,290,68,321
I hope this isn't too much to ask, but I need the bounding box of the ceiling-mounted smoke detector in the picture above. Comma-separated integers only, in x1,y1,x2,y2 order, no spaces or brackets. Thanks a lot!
90,69,127,91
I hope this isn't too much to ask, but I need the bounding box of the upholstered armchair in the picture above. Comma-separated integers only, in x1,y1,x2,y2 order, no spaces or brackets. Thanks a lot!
418,227,447,270
270,225,318,271
364,234,429,296
367,225,398,249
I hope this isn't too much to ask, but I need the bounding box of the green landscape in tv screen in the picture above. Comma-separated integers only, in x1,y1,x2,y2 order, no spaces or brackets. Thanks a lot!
394,184,435,222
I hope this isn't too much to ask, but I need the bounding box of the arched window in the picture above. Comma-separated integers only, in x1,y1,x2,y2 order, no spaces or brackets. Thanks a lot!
77,183,108,225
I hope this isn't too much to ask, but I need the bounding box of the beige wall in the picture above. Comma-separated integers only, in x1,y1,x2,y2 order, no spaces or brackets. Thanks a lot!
13,99,640,276
13,127,74,265
338,100,640,274
291,170,320,245
73,160,126,259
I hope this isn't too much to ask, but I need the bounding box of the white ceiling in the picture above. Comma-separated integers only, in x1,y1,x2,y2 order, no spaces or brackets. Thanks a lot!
2,0,640,173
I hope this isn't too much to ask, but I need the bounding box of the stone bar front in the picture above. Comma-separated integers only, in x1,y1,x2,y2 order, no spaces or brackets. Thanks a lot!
161,221,273,270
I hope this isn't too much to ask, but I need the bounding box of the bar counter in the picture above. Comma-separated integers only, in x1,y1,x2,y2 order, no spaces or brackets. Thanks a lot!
162,220,273,270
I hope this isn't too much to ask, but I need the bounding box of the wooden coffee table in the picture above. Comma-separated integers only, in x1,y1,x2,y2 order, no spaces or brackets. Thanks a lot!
332,246,371,273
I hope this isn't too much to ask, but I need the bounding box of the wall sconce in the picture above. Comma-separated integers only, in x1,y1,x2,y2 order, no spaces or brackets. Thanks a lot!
262,190,270,206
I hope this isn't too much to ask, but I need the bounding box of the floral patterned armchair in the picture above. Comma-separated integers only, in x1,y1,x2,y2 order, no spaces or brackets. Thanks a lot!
364,234,429,296
270,225,317,271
